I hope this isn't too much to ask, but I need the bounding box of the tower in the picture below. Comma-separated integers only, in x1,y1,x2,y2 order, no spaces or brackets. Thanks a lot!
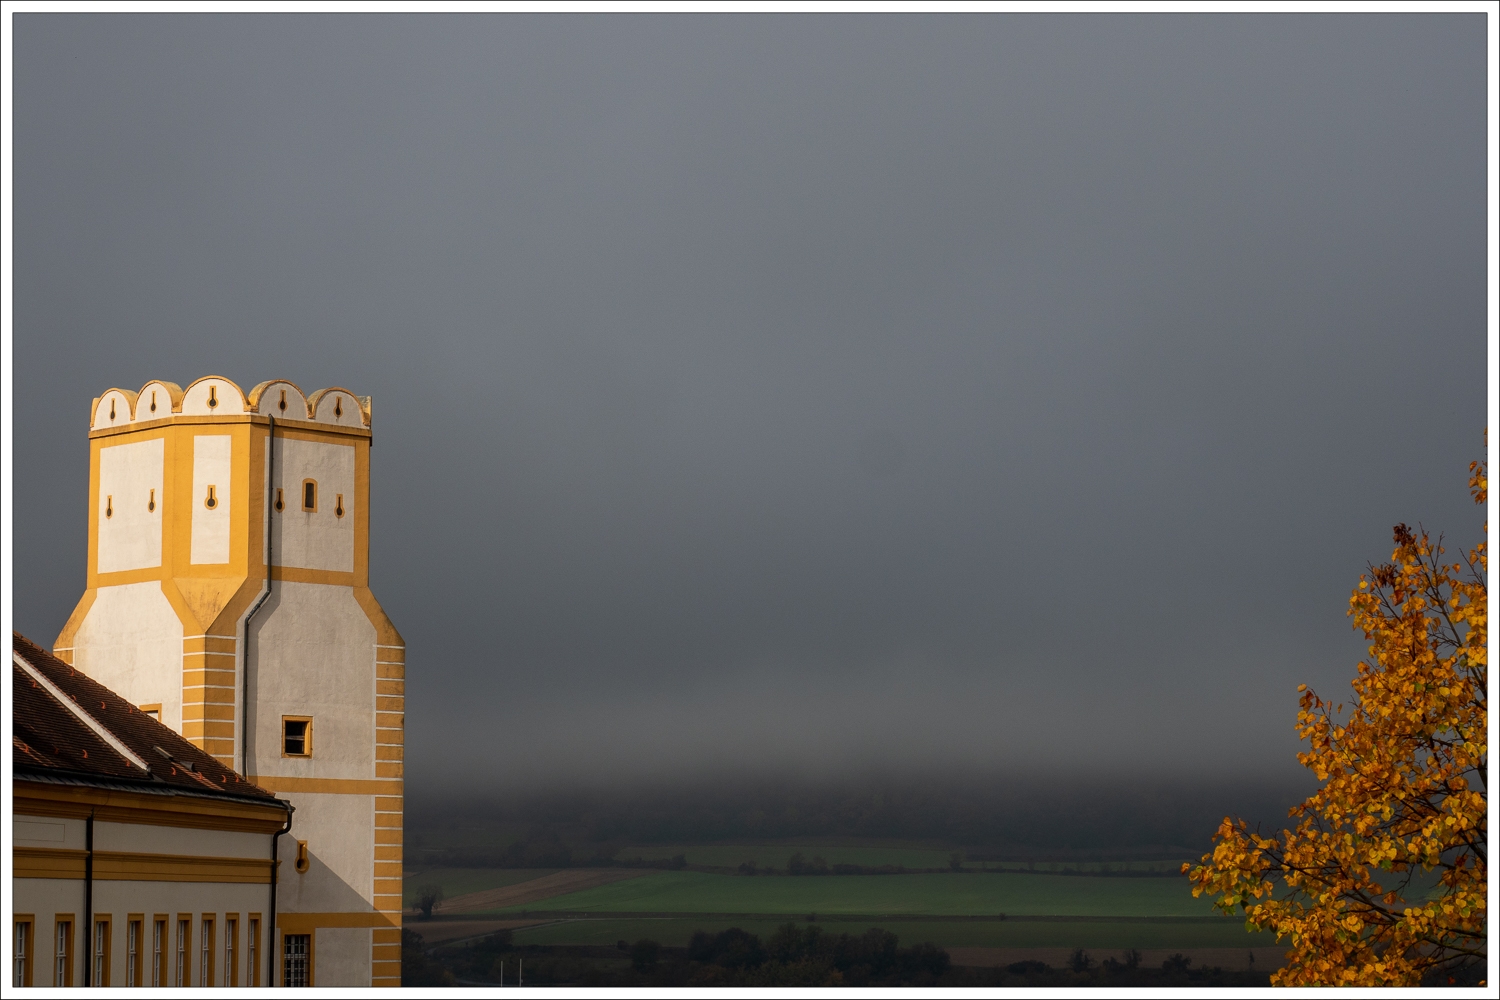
54,376,405,987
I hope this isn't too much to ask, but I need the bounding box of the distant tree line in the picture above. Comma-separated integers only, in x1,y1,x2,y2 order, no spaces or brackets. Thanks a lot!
405,772,1313,868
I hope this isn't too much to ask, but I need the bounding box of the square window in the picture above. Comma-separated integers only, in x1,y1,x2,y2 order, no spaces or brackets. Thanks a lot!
282,718,312,757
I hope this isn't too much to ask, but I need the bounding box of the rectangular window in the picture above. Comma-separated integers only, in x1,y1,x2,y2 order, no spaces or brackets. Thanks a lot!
175,917,189,987
302,479,318,512
13,916,34,988
54,917,73,987
200,916,214,987
126,917,142,988
152,917,166,987
225,916,237,987
248,917,260,987
282,716,313,757
139,702,161,723
283,933,310,987
93,916,110,986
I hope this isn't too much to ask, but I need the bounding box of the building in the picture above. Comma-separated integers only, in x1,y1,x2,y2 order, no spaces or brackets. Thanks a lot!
12,632,293,987
49,376,405,986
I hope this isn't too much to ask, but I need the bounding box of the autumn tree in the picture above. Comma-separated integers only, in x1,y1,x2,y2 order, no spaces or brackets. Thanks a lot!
1187,455,1487,986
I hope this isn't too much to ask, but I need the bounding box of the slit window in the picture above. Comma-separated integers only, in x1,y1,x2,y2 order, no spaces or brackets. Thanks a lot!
283,717,312,757
302,479,317,512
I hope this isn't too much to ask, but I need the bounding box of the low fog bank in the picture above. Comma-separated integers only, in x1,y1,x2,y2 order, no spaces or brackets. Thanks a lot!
405,769,1318,860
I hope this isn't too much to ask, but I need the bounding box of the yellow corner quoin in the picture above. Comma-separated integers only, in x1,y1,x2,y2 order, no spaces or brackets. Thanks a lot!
52,376,404,986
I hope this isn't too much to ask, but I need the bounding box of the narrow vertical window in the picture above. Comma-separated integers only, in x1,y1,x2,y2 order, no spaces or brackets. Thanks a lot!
13,918,32,988
126,919,141,988
283,933,310,987
275,487,285,512
335,493,345,518
302,479,317,512
55,919,72,987
200,917,213,987
175,918,188,987
148,488,155,513
152,919,164,987
208,385,218,409
204,484,218,509
248,918,259,987
225,917,237,987
105,495,113,519
93,917,109,986
150,391,158,413
278,388,288,412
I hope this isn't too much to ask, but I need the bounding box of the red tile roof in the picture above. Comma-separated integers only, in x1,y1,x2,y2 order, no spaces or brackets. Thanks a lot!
12,631,282,805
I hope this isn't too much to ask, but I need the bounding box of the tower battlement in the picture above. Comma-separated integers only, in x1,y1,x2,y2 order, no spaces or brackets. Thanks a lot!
91,376,372,434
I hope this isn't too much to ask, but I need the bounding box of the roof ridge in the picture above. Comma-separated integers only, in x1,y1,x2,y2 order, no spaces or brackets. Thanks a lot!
13,650,152,772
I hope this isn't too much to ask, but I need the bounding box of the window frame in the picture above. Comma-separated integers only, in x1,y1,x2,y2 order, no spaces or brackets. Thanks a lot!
282,716,314,758
175,914,190,987
225,914,238,987
248,915,261,988
282,931,313,987
13,915,34,988
53,914,74,987
152,916,167,988
126,915,143,988
200,915,215,987
301,478,318,512
92,914,111,986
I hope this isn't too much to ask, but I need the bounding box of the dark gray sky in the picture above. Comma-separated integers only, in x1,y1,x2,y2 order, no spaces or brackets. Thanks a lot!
12,14,1489,794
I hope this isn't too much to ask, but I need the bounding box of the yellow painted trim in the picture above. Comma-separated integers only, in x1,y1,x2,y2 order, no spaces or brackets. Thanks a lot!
15,782,288,834
89,414,372,440
270,566,355,586
13,847,86,878
274,912,398,932
375,763,404,778
183,635,238,653
249,776,403,795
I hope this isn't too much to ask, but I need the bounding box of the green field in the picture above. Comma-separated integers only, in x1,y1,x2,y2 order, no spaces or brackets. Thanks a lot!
477,871,1217,918
620,843,962,870
621,843,1186,872
510,916,1273,951
402,868,558,907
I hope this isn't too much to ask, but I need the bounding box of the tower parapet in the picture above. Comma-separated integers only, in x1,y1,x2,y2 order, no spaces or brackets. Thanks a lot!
57,375,404,987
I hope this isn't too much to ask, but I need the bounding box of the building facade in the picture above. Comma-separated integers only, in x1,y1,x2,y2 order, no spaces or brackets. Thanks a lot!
51,377,404,986
13,633,293,987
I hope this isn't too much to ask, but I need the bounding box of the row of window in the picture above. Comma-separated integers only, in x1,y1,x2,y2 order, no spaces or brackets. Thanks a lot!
11,914,310,987
104,482,345,518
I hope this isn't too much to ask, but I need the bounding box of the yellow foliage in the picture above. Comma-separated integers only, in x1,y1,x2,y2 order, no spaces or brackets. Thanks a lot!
1186,453,1487,986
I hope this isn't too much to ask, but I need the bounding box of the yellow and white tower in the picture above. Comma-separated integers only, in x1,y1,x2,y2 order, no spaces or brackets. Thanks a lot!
54,376,405,987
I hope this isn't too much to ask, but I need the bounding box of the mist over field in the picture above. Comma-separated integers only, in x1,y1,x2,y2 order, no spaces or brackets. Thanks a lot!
11,15,1488,802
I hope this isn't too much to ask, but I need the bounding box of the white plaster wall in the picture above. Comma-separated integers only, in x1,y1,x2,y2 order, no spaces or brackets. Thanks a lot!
248,582,375,776
312,390,364,428
137,382,176,420
258,381,309,419
190,435,233,564
94,821,266,859
180,377,245,416
272,438,355,572
14,816,87,850
273,792,374,913
92,389,137,430
314,927,371,987
73,582,185,731
98,438,164,573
